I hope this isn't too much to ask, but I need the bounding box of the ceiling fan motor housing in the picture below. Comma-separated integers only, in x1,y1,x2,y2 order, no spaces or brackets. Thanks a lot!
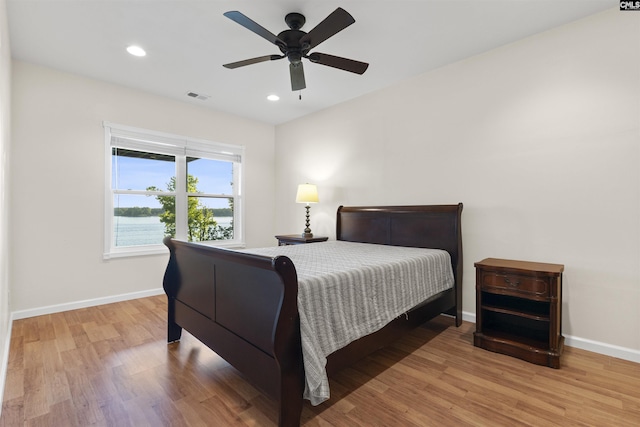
277,29,310,64
278,13,310,65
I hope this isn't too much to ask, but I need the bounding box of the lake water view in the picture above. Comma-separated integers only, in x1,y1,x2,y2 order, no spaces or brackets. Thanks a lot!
114,216,232,247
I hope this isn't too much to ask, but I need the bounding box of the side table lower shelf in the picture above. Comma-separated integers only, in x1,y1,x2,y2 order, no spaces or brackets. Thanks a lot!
474,331,564,368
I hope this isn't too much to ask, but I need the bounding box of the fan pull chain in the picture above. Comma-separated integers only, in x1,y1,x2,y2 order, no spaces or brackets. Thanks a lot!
299,91,302,100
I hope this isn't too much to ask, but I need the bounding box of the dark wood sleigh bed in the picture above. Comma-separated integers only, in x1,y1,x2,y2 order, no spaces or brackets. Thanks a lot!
162,204,463,426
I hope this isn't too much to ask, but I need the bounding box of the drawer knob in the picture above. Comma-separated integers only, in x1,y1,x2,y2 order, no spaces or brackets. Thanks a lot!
504,277,521,287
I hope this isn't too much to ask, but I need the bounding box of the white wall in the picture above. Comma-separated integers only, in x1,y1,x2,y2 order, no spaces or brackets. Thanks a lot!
0,0,12,402
275,9,640,353
10,61,276,312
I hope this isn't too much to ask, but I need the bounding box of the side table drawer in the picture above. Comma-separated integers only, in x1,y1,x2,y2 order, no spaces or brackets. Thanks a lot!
480,271,549,298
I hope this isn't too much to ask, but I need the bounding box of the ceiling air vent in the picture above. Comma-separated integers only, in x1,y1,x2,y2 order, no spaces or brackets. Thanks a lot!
186,91,210,101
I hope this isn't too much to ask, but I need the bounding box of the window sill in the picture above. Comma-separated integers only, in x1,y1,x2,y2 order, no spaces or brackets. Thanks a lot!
189,240,246,249
103,240,246,260
104,245,167,259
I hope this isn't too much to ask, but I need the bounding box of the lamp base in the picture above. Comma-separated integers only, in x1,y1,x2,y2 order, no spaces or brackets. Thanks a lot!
301,204,313,239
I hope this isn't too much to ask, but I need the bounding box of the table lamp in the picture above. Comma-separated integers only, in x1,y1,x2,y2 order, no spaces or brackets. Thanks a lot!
296,183,319,238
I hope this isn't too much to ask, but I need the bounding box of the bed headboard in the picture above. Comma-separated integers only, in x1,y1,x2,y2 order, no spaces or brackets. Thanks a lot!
336,204,463,298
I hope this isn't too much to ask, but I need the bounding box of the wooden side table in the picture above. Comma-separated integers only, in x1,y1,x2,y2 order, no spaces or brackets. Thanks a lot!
474,258,564,368
275,235,328,246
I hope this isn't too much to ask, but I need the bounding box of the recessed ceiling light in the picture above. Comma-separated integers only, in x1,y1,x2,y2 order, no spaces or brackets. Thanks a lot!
267,94,280,101
126,45,146,57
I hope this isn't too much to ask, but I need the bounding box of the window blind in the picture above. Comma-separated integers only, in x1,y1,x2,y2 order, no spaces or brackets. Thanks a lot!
105,122,243,163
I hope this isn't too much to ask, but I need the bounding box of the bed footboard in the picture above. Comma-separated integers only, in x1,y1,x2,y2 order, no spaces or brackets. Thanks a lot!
162,237,304,426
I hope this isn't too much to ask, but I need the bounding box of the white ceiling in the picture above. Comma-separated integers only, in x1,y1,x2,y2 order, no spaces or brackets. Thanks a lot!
7,0,615,125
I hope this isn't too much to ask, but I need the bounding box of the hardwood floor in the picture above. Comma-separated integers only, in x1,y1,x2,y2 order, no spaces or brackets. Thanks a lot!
2,295,639,426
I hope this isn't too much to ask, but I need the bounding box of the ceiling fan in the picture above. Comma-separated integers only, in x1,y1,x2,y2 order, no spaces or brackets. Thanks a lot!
222,8,369,91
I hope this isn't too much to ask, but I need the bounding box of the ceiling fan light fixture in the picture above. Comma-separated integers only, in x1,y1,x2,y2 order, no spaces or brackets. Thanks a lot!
267,94,280,101
287,52,303,65
126,45,146,57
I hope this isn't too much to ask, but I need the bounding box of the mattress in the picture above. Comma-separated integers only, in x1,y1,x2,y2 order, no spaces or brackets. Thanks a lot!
244,240,454,405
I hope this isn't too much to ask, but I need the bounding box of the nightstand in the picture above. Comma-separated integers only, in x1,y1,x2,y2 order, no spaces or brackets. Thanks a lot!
474,258,564,368
275,235,328,246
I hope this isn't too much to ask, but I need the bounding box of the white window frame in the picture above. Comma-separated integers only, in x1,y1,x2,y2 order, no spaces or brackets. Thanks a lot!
103,122,244,259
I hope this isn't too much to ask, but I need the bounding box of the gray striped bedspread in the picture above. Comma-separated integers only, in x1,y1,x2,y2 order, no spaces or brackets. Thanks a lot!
243,240,454,405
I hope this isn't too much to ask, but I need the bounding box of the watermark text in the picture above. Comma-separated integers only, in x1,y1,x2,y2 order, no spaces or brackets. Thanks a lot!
620,1,640,10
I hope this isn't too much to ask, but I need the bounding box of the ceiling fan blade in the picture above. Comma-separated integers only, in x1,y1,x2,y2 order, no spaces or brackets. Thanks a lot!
223,11,286,47
307,52,369,75
290,63,306,91
223,55,284,69
299,8,355,50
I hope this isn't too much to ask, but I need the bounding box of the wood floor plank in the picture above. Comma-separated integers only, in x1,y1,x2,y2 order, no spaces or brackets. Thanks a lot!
31,398,80,427
2,295,640,426
22,365,47,421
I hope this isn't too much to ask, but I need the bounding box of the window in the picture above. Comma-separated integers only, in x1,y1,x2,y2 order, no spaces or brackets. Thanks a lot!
104,122,244,258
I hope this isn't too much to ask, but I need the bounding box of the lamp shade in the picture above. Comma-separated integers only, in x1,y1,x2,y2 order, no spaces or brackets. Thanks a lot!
296,184,319,203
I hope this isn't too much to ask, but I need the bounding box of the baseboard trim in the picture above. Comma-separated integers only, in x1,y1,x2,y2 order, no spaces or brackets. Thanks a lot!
462,310,475,324
564,335,640,364
460,312,640,364
10,288,165,320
